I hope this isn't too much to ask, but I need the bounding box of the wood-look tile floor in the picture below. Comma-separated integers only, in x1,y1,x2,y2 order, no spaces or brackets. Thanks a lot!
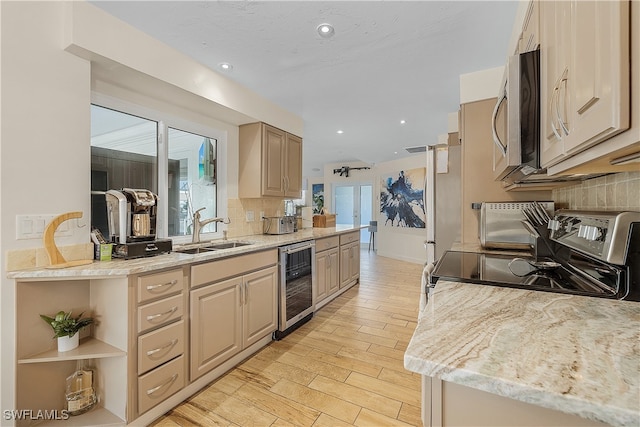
151,249,425,427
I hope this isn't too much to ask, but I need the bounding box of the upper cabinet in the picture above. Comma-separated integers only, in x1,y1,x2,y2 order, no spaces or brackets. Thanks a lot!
239,122,303,199
540,0,631,169
518,0,540,53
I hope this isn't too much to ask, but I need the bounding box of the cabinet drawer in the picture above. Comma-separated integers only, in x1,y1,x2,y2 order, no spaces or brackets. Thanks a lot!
137,269,184,303
316,236,339,252
138,320,184,375
339,231,360,245
138,354,185,415
138,294,184,334
191,249,277,288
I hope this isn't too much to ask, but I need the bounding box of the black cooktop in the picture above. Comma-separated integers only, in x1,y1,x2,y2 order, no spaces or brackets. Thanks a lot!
431,250,620,299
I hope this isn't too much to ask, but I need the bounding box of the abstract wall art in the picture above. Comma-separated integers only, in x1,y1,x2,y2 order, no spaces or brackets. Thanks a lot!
380,168,426,228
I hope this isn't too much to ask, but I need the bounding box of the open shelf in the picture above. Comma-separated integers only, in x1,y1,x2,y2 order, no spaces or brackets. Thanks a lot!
29,407,124,427
18,338,125,364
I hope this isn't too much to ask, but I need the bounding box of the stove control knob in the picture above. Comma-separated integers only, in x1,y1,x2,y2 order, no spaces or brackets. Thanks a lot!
578,224,588,238
584,225,602,241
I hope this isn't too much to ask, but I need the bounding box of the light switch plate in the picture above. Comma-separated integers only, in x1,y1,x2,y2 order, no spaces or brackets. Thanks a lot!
16,215,73,240
245,211,255,222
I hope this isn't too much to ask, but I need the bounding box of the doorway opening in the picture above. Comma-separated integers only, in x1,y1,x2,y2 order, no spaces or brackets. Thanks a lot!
334,183,373,244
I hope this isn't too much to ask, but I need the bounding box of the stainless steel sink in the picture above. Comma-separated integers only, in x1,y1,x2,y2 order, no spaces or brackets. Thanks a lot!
175,240,253,254
207,241,253,250
175,246,218,254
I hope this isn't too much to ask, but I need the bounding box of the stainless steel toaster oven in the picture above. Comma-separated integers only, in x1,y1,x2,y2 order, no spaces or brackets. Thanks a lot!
263,216,296,235
480,201,554,249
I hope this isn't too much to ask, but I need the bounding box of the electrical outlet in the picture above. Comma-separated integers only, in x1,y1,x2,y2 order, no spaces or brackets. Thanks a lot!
245,210,255,222
260,211,265,219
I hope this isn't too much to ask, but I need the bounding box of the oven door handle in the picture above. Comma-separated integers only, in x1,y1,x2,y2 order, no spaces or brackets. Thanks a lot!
284,242,315,255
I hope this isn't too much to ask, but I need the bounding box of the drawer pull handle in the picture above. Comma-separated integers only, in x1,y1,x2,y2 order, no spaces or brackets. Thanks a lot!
146,339,178,357
146,373,178,396
146,279,178,291
146,306,178,321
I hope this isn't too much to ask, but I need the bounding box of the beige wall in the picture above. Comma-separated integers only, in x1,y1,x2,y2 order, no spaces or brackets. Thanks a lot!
460,98,552,245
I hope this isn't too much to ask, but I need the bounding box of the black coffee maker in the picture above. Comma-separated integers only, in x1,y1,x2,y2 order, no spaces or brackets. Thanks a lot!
105,188,172,258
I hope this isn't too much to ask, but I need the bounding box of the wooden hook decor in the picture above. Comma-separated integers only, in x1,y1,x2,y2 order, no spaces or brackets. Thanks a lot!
43,211,93,269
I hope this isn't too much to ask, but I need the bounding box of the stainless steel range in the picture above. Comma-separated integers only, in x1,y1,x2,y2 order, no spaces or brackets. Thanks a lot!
431,211,640,301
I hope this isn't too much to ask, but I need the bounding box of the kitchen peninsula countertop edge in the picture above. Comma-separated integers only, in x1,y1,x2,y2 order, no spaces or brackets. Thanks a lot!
403,280,640,427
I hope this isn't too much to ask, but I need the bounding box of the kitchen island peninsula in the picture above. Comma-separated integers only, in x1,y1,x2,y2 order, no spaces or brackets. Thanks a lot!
404,280,640,427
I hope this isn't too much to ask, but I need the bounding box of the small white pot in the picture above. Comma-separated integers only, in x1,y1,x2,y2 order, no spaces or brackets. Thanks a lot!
57,334,79,352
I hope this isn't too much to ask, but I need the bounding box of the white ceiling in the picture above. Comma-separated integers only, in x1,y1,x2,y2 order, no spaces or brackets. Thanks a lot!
91,1,518,177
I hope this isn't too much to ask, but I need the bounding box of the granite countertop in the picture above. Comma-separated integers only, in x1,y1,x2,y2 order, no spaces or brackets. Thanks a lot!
8,226,363,280
404,280,640,427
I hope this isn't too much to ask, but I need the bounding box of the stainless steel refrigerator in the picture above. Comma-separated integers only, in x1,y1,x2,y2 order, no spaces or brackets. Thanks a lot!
425,144,462,264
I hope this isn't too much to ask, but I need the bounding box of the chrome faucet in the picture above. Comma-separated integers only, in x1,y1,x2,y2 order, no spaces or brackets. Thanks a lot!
192,207,230,243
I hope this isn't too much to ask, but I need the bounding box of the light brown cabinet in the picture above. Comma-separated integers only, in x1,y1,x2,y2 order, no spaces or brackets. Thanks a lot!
315,236,340,305
339,232,360,289
189,250,278,381
133,267,188,418
518,0,539,53
239,122,303,198
540,0,630,168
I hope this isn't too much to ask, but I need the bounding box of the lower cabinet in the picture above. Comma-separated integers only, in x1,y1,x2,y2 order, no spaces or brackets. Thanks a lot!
134,267,188,419
189,250,278,381
315,236,340,304
340,232,361,288
422,376,607,427
138,354,185,415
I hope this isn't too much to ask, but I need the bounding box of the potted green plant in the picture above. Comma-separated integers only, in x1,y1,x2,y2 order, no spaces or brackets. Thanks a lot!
40,310,94,352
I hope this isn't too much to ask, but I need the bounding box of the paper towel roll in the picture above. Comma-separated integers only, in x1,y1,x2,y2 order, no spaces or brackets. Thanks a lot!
301,207,313,228
302,207,313,221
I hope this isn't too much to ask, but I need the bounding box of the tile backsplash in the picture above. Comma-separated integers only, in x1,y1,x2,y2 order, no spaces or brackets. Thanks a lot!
227,198,287,238
552,171,640,211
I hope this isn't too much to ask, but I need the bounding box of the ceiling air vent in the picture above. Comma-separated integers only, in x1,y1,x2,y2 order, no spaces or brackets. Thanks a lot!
405,145,427,153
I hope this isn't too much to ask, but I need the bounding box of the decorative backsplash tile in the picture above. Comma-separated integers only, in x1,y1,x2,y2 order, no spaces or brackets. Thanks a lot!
227,198,287,238
552,171,640,211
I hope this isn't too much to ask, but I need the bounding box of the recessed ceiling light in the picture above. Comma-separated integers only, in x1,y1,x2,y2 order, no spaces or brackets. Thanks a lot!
317,23,335,38
394,151,398,154
218,62,233,71
337,130,344,134
400,120,406,124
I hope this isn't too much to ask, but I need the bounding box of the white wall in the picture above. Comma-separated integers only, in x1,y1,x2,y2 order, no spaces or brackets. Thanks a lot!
374,155,428,265
0,1,301,414
1,1,91,413
315,155,427,265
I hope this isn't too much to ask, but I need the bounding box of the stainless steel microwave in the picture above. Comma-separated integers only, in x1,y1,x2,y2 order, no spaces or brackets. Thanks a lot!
492,49,542,183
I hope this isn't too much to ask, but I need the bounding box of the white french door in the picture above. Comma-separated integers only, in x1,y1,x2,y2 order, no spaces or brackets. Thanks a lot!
334,183,373,243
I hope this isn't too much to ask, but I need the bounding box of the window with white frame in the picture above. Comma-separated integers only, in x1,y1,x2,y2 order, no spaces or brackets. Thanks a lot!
90,103,226,242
